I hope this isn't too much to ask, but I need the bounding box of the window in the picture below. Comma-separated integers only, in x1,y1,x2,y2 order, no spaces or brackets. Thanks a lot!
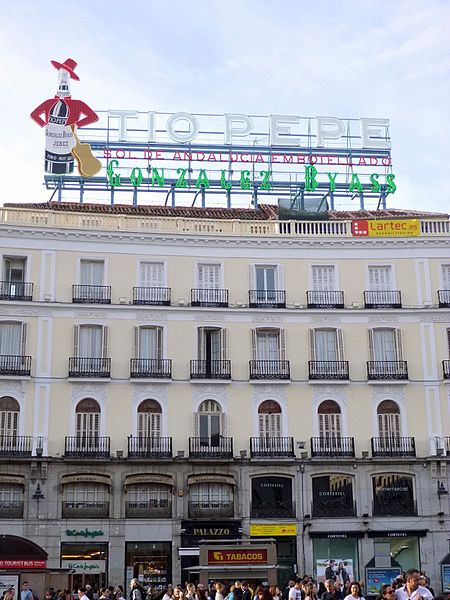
137,399,162,438
368,266,393,290
310,329,343,361
80,260,104,285
127,484,170,509
318,400,341,439
190,482,233,509
258,400,281,438
0,397,19,437
75,398,100,438
63,482,109,510
442,265,450,290
140,262,164,288
74,325,107,358
135,326,163,359
255,265,277,291
312,266,336,291
377,400,401,438
2,257,26,283
197,327,227,361
197,264,221,289
195,400,223,445
252,328,285,361
0,322,26,356
0,484,23,506
369,328,402,361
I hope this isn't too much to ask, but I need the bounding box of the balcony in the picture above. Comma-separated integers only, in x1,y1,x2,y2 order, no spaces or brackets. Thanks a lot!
367,361,408,380
308,360,349,380
371,436,416,457
364,290,402,309
62,501,109,519
438,290,450,308
250,437,295,458
307,290,344,309
190,359,231,380
0,435,33,457
127,436,172,459
0,355,31,377
72,284,111,304
125,501,172,518
130,358,172,379
191,288,229,307
188,502,234,519
189,436,233,459
443,360,450,380
249,360,290,380
133,286,171,305
0,501,24,518
312,502,357,518
64,436,111,458
0,281,33,301
68,357,111,378
311,437,355,458
250,501,295,519
373,498,417,517
249,290,286,308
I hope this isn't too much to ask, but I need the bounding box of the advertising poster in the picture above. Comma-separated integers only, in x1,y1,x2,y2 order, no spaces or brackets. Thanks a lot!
0,575,19,600
312,475,354,517
316,559,354,584
442,565,450,594
366,568,402,595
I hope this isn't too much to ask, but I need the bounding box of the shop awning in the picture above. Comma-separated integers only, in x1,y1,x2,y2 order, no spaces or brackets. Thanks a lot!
123,473,175,487
178,547,200,556
0,474,26,486
60,473,112,490
187,473,235,486
189,565,279,571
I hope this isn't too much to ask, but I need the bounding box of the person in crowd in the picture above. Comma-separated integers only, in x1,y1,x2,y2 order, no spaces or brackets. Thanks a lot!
114,588,125,600
377,584,395,600
185,586,196,600
317,584,326,599
289,580,302,600
227,586,236,600
3,587,15,600
130,580,147,600
269,586,280,600
99,590,110,600
303,582,317,600
85,587,94,600
196,587,207,600
325,562,337,582
21,583,34,600
173,589,184,600
343,582,364,600
78,588,89,600
234,584,243,600
241,584,252,600
161,589,172,600
255,588,271,600
215,584,225,600
337,564,350,587
321,579,341,600
282,583,295,600
419,576,434,597
342,583,351,598
395,569,433,600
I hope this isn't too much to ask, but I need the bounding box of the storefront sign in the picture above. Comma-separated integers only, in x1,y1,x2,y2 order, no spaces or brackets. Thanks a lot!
66,528,104,538
372,475,415,516
207,549,268,564
442,565,450,594
312,475,354,517
352,219,420,237
251,476,293,515
124,473,174,487
250,524,297,537
187,474,235,486
0,560,46,569
61,559,106,574
366,568,402,595
310,532,365,539
181,520,241,538
61,473,112,487
367,530,428,538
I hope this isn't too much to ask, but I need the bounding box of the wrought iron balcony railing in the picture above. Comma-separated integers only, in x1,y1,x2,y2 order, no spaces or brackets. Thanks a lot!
62,501,109,518
367,361,408,380
133,286,171,305
0,355,31,376
443,360,450,380
310,436,355,458
68,357,111,378
0,501,24,518
188,502,234,519
189,436,233,458
0,281,33,301
130,358,172,379
312,501,357,518
191,288,229,307
0,435,33,457
364,290,402,308
249,360,290,380
249,289,286,308
307,290,344,309
250,501,295,519
438,290,450,308
125,501,172,518
308,360,349,380
373,498,417,517
127,435,172,458
64,436,110,458
250,436,295,458
371,436,416,457
72,284,111,304
190,359,231,379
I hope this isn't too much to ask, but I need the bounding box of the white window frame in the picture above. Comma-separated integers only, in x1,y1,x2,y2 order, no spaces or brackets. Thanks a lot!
77,256,108,286
441,263,450,290
310,264,339,291
1,253,31,283
250,263,284,290
310,328,344,361
137,260,167,288
189,482,233,509
195,261,224,289
134,325,164,360
366,264,396,291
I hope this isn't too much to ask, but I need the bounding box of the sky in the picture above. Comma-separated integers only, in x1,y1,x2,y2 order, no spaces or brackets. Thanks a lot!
0,0,449,214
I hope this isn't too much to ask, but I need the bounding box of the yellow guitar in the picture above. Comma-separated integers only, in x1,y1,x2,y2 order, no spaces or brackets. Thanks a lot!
70,124,102,177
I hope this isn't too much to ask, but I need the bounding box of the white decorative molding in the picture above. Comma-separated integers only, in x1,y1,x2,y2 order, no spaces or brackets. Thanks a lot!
368,315,399,324
252,384,288,404
312,386,348,436
132,384,169,436
252,315,284,323
192,385,228,409
70,383,108,436
194,314,224,321
0,380,26,435
77,311,108,319
420,313,450,323
135,312,167,321
310,315,341,324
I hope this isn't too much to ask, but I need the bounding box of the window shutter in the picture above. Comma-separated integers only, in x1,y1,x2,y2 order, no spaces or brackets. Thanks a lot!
368,329,374,361
337,329,344,361
309,329,316,360
198,327,205,360
20,323,27,356
73,325,80,357
250,264,256,289
447,328,450,354
156,327,163,359
395,329,403,361
220,328,228,361
274,413,281,437
220,411,226,436
251,329,257,360
277,265,285,290
134,326,139,358
102,326,108,358
442,265,450,289
194,411,199,437
280,328,286,361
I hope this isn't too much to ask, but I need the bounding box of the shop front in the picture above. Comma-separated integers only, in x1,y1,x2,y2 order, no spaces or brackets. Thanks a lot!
250,524,297,586
310,532,364,585
60,539,108,590
0,535,48,597
125,542,171,592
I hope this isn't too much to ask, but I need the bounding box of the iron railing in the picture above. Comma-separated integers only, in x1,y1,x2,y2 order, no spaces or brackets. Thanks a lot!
62,501,109,518
189,436,233,458
191,288,229,307
250,501,295,519
367,361,408,380
443,360,450,380
0,355,31,376
312,501,357,518
68,357,111,378
0,435,33,457
72,284,111,303
125,502,172,518
308,360,349,380
190,359,231,379
371,436,416,457
133,286,171,305
64,436,110,458
311,437,355,458
249,289,286,308
127,436,172,458
249,360,290,379
373,498,417,517
307,290,344,308
438,290,450,308
0,501,24,518
188,502,234,519
364,290,402,308
250,437,295,457
0,281,33,301
130,358,172,379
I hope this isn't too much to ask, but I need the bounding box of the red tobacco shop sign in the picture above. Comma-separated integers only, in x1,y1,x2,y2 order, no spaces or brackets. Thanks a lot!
208,549,268,565
0,559,47,569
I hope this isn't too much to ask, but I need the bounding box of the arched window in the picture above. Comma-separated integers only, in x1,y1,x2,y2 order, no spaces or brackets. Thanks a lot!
126,483,171,517
137,399,162,438
62,482,109,518
377,400,400,438
258,400,281,437
196,400,222,443
318,400,341,438
75,398,100,438
0,396,19,437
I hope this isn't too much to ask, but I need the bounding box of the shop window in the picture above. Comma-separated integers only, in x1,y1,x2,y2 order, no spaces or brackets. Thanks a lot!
62,482,109,518
126,541,171,589
126,484,172,518
312,475,355,518
137,399,162,438
0,483,24,518
61,542,108,591
372,536,420,573
258,400,282,438
313,537,359,585
372,474,416,516
251,476,294,519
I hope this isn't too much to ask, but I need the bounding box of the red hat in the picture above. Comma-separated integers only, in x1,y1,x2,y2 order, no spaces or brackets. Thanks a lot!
50,58,80,81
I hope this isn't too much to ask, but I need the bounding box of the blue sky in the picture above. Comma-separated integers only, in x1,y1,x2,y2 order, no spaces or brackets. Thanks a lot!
1,0,449,213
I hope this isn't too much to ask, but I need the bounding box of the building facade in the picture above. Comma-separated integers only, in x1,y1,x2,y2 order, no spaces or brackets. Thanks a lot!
0,202,449,592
